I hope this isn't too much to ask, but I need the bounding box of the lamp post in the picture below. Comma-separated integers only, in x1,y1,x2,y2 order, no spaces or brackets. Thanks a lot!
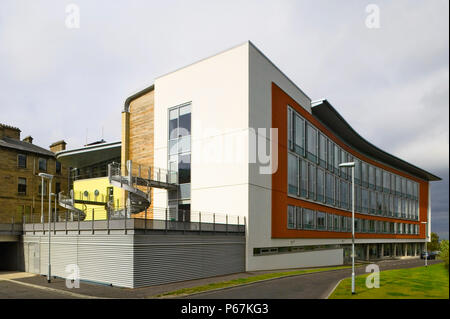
339,161,355,294
39,173,54,283
421,221,428,267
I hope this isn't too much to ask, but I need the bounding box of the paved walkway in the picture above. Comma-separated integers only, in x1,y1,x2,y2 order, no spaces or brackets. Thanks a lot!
0,258,439,299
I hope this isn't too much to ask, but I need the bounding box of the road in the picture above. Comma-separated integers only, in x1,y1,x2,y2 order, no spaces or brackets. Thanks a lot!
184,259,441,299
0,280,75,299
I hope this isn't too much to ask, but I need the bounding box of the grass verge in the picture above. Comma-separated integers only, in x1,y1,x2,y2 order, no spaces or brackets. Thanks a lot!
329,263,449,299
156,265,352,297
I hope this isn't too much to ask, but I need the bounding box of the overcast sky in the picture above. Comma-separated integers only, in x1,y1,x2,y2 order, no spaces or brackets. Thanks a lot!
0,0,448,238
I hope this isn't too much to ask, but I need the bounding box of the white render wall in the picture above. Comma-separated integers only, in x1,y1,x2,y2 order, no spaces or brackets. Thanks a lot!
154,42,250,221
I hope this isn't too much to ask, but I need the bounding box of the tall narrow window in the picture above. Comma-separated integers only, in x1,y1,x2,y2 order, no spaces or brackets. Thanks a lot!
354,159,361,185
327,140,334,171
18,154,27,168
38,158,47,172
294,114,305,156
334,144,340,174
288,108,293,151
306,124,318,163
325,172,334,205
287,206,296,229
376,192,383,215
361,162,368,187
308,163,316,200
362,189,369,214
296,207,302,229
368,165,375,189
340,179,348,210
395,175,401,196
340,150,347,179
56,161,62,174
288,153,299,195
383,171,390,193
299,159,308,198
318,133,326,168
317,168,325,202
375,168,382,191
370,191,376,214
18,177,27,195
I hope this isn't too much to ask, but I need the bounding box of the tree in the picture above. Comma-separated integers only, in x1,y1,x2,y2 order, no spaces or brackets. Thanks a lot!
439,240,449,269
428,232,440,252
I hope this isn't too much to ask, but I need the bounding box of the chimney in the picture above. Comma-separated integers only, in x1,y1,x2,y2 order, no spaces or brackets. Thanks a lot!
23,136,33,144
0,123,21,140
50,140,67,153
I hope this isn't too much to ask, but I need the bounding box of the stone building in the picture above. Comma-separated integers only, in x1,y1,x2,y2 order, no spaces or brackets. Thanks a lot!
0,123,68,223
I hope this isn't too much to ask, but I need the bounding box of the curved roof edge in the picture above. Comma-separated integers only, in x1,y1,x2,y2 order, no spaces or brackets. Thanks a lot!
311,100,441,182
123,84,154,112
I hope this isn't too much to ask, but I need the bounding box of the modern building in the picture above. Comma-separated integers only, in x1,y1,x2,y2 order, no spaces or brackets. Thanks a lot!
7,41,440,287
0,123,68,224
123,41,440,271
55,140,123,220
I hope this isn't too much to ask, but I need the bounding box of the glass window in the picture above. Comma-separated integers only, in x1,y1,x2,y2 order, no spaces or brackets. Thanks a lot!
302,209,315,229
383,171,390,193
395,175,401,195
375,168,382,191
413,182,419,200
18,154,27,168
308,163,316,200
18,177,26,194
376,192,383,215
327,214,334,231
306,124,318,162
38,158,47,172
368,165,375,189
327,140,334,171
300,159,308,198
333,215,340,231
179,104,191,137
361,189,369,214
355,185,361,212
287,206,296,229
340,215,346,231
38,180,47,196
340,180,348,210
56,161,62,174
407,180,413,198
389,195,394,217
178,154,191,184
334,144,340,173
288,153,299,195
317,168,325,202
296,207,302,229
169,108,179,140
355,159,361,184
294,114,305,156
340,150,347,179
401,198,406,218
370,191,376,214
361,162,368,187
318,133,326,168
401,177,407,196
325,172,334,205
383,193,389,216
317,211,326,230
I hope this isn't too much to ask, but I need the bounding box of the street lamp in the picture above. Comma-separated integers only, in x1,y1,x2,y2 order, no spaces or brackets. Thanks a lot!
39,172,54,283
421,221,428,267
339,161,355,294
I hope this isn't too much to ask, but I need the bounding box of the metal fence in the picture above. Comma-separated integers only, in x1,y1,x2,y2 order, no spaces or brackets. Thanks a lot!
18,206,246,235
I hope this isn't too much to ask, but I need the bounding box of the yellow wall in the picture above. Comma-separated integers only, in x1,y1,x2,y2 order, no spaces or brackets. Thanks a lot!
73,177,124,220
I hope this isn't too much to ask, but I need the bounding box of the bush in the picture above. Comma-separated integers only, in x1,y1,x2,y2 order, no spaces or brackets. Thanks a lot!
439,240,449,269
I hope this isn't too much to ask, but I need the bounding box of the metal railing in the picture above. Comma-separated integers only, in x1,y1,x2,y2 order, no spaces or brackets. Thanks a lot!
109,161,178,187
19,206,246,235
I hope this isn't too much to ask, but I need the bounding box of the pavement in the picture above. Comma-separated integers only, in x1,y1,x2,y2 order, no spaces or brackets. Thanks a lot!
0,258,441,299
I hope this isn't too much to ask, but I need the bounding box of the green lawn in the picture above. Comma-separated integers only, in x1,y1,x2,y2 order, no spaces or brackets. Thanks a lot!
329,263,449,299
156,265,352,297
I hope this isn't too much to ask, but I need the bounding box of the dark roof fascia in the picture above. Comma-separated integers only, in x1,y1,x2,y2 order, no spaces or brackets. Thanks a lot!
311,100,441,182
123,84,154,112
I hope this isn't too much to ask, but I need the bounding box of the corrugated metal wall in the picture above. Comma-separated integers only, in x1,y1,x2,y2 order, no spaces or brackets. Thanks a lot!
133,234,245,287
22,233,245,288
